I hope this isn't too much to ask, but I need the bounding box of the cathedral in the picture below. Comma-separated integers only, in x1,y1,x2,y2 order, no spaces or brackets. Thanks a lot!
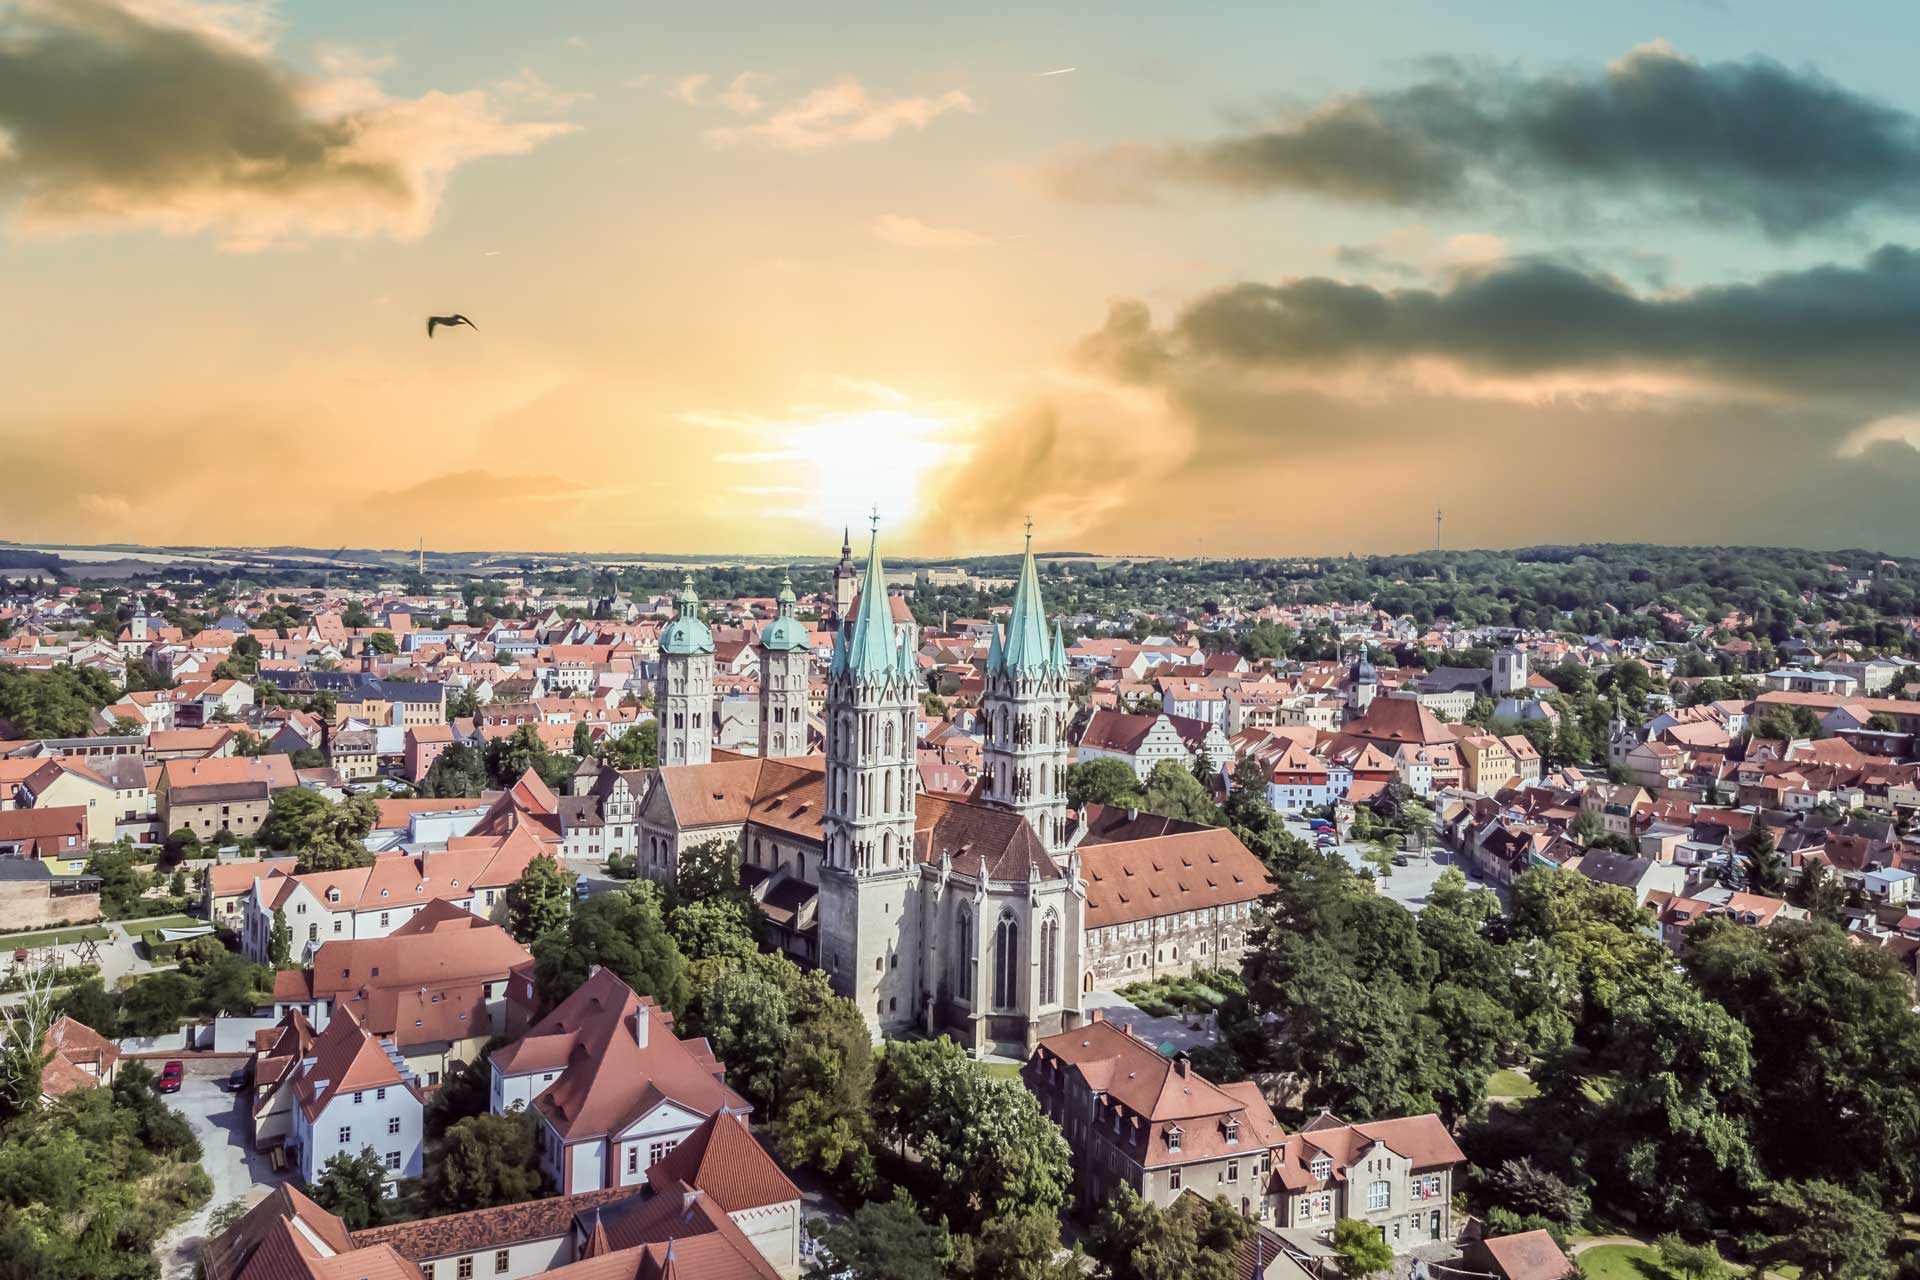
633,522,1088,1055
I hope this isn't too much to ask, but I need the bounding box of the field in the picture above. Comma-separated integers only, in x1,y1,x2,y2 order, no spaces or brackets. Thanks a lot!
1487,1068,1541,1099
0,925,111,949
1577,1245,1675,1280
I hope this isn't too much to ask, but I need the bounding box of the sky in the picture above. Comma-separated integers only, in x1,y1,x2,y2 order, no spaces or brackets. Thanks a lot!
7,0,1920,558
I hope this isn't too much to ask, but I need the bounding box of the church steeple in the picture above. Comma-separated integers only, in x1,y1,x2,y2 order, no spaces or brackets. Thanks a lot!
831,526,858,623
757,571,810,758
656,574,714,766
981,520,1071,858
845,521,901,684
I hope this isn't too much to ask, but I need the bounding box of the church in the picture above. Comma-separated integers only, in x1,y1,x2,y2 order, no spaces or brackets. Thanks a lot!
631,522,1089,1056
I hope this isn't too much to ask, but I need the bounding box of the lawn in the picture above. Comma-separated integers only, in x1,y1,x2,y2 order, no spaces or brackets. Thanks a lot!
1577,1245,1675,1280
980,1060,1024,1081
0,925,111,950
134,915,206,934
1487,1068,1541,1100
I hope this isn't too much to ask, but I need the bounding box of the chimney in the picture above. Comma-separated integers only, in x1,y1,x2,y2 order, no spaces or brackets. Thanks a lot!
1174,1057,1191,1079
1088,1008,1105,1024
632,1005,650,1049
680,1185,703,1213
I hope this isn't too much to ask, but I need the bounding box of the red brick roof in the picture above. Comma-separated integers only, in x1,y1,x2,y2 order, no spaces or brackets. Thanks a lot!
644,1112,799,1213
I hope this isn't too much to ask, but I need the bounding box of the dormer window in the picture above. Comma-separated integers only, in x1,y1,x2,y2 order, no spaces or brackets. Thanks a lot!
1311,1156,1332,1181
1224,1120,1239,1145
1166,1126,1182,1153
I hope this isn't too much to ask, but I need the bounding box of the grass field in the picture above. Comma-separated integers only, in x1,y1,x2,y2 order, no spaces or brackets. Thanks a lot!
136,915,206,934
1487,1068,1541,1099
0,925,111,950
1577,1245,1674,1280
980,1060,1024,1081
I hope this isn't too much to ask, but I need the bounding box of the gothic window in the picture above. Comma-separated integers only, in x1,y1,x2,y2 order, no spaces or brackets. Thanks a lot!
956,904,976,999
993,911,1020,1009
881,831,894,867
1039,909,1059,1005
884,721,895,757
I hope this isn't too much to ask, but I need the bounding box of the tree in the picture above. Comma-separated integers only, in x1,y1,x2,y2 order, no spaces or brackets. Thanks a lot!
1742,824,1787,896
84,842,147,916
258,788,377,872
421,742,489,798
1479,1157,1589,1230
1085,1184,1249,1280
505,853,576,944
53,978,121,1039
269,907,293,968
310,1147,389,1229
1141,759,1221,824
425,1041,505,1142
368,630,398,656
0,666,120,738
805,1188,950,1280
0,966,56,1119
484,724,573,792
532,882,689,1013
671,837,744,910
1065,758,1145,810
668,895,760,964
118,971,198,1036
600,722,657,770
425,1111,545,1212
1654,1234,1727,1280
1790,859,1849,921
1331,1217,1394,1279
1747,1179,1896,1280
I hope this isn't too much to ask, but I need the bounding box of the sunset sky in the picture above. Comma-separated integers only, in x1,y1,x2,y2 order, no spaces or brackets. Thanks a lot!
8,0,1920,557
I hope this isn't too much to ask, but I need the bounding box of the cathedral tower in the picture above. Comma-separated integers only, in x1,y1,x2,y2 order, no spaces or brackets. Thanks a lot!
757,572,811,758
981,525,1071,858
656,575,714,766
831,527,857,623
817,523,920,1034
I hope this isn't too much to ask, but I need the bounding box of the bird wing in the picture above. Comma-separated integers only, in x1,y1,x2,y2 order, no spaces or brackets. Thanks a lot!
455,314,476,329
426,317,438,337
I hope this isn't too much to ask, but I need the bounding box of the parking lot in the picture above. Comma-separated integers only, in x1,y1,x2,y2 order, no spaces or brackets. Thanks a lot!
153,1058,284,1278
1280,817,1492,912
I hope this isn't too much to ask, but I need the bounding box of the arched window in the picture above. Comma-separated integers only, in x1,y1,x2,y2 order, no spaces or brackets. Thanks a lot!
884,720,895,757
1039,910,1059,1006
881,831,894,867
993,911,1020,1009
954,904,973,998
884,769,894,813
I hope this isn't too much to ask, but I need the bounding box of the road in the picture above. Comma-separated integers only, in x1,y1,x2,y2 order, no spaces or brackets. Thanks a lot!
155,1058,284,1279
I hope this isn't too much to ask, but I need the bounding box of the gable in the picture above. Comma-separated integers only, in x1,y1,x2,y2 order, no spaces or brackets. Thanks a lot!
616,1095,708,1141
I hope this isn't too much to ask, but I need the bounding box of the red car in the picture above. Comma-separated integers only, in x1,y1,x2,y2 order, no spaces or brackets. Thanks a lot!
158,1061,184,1093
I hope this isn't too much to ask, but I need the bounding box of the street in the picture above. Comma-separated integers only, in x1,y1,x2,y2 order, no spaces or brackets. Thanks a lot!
155,1059,284,1279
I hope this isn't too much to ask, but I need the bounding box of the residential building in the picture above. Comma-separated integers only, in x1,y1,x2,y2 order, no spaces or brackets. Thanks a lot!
1266,1110,1465,1250
1024,1012,1285,1218
1075,709,1232,781
285,1006,426,1187
488,968,751,1195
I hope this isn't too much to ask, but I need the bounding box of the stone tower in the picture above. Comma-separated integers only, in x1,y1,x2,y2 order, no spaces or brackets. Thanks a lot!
831,527,858,623
1346,650,1377,719
817,524,920,1035
656,574,714,766
1493,646,1528,696
981,526,1071,858
757,572,811,758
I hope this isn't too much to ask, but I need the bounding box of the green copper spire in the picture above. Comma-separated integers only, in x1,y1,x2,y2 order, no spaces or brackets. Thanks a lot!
660,573,714,656
759,571,808,653
996,519,1058,676
846,519,898,681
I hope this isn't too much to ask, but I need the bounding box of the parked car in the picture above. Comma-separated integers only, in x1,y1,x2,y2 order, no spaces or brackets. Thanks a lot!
225,1066,248,1093
1391,854,1411,867
1308,819,1334,832
575,880,592,900
158,1061,184,1093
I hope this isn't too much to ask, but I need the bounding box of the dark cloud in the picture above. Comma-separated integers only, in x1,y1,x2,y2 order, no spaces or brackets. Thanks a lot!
1120,245,1920,402
1039,43,1920,239
0,0,568,245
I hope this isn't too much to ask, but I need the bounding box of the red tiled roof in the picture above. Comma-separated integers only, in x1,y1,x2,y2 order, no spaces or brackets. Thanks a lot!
644,1112,799,1213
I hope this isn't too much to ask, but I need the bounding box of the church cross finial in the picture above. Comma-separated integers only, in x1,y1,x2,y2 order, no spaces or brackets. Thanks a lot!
1024,514,1033,542
869,504,881,534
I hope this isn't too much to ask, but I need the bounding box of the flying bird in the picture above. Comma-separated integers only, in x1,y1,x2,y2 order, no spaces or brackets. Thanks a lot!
426,314,477,338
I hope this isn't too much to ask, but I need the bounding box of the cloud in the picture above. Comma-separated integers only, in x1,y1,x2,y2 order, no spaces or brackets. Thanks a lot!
1117,245,1920,404
703,78,974,151
713,72,765,116
667,73,709,105
1034,42,1920,239
0,0,572,248
491,68,592,112
868,213,991,249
